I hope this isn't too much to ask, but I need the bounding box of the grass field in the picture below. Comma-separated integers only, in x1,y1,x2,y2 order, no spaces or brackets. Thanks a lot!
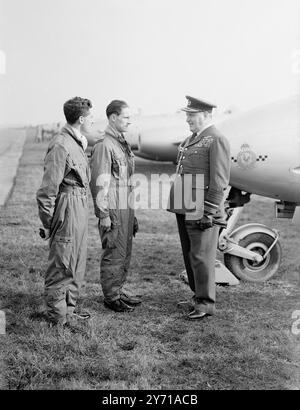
0,129,299,390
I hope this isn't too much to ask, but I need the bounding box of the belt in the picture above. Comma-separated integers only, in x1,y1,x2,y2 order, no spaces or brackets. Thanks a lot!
60,186,87,195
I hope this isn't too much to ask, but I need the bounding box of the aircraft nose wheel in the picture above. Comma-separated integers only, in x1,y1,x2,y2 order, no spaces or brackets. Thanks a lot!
224,232,282,282
243,243,270,270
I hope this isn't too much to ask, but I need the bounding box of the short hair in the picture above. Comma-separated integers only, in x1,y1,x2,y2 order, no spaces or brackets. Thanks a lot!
106,100,128,119
63,97,92,125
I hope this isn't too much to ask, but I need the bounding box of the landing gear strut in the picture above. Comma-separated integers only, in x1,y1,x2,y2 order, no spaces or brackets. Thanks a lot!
218,188,282,283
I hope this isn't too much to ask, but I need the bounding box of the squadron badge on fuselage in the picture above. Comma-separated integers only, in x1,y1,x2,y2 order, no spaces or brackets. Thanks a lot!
237,143,257,170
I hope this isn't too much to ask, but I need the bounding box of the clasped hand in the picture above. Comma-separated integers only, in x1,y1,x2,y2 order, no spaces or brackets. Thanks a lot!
196,215,213,231
133,216,139,237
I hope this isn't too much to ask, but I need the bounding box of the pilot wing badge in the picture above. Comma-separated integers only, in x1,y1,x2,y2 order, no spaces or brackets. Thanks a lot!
237,143,257,170
196,136,213,148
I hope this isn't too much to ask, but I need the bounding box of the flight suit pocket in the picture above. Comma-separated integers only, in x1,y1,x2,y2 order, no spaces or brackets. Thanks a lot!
112,154,127,182
53,235,73,270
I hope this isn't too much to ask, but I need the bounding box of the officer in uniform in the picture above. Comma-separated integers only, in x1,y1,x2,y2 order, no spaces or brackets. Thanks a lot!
36,97,93,326
89,100,141,312
168,96,231,320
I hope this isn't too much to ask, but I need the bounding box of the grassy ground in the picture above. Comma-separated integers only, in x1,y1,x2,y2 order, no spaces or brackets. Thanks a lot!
0,129,299,390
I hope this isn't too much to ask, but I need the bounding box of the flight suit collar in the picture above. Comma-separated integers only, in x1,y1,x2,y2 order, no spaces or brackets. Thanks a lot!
105,124,133,157
105,124,124,142
71,126,88,151
62,124,87,151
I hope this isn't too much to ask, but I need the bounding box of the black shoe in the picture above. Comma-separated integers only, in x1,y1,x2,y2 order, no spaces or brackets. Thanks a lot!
72,311,91,320
177,298,194,308
104,299,135,312
120,293,142,306
187,309,211,320
177,295,195,310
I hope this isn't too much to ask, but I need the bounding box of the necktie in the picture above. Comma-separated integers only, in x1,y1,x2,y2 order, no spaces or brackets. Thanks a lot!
190,132,197,143
120,133,133,156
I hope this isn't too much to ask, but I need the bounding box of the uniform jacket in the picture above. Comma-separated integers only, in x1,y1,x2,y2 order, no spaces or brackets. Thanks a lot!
168,125,230,216
36,124,90,229
89,125,135,225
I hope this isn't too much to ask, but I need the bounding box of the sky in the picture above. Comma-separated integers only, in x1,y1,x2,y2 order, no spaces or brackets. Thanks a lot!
0,0,299,125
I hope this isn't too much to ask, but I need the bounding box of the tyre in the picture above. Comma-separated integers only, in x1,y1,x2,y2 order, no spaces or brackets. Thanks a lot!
224,232,282,282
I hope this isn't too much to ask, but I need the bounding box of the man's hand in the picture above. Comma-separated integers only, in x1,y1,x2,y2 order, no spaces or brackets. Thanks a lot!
196,215,213,231
100,216,112,232
133,216,139,237
104,228,118,249
39,228,50,240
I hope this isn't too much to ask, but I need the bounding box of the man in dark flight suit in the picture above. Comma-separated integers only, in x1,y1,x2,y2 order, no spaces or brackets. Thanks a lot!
168,96,231,320
89,100,140,312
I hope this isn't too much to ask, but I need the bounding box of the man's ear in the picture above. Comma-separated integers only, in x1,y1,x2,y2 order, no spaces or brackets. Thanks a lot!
110,113,117,123
202,111,208,119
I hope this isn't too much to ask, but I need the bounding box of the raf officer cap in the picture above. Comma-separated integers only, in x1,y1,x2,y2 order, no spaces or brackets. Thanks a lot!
181,95,217,113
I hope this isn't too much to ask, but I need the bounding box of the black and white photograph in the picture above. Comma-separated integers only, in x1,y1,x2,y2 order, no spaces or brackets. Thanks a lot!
0,0,299,394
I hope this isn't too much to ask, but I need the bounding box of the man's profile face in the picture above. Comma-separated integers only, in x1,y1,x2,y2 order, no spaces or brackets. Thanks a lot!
80,110,94,134
114,106,131,133
186,111,205,133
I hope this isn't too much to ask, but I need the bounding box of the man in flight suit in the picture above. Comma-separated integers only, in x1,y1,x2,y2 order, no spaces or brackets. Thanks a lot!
36,97,93,326
168,96,231,320
89,100,140,312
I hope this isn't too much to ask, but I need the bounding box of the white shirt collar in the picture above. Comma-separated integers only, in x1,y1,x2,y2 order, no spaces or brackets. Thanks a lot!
195,122,214,136
71,126,88,151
